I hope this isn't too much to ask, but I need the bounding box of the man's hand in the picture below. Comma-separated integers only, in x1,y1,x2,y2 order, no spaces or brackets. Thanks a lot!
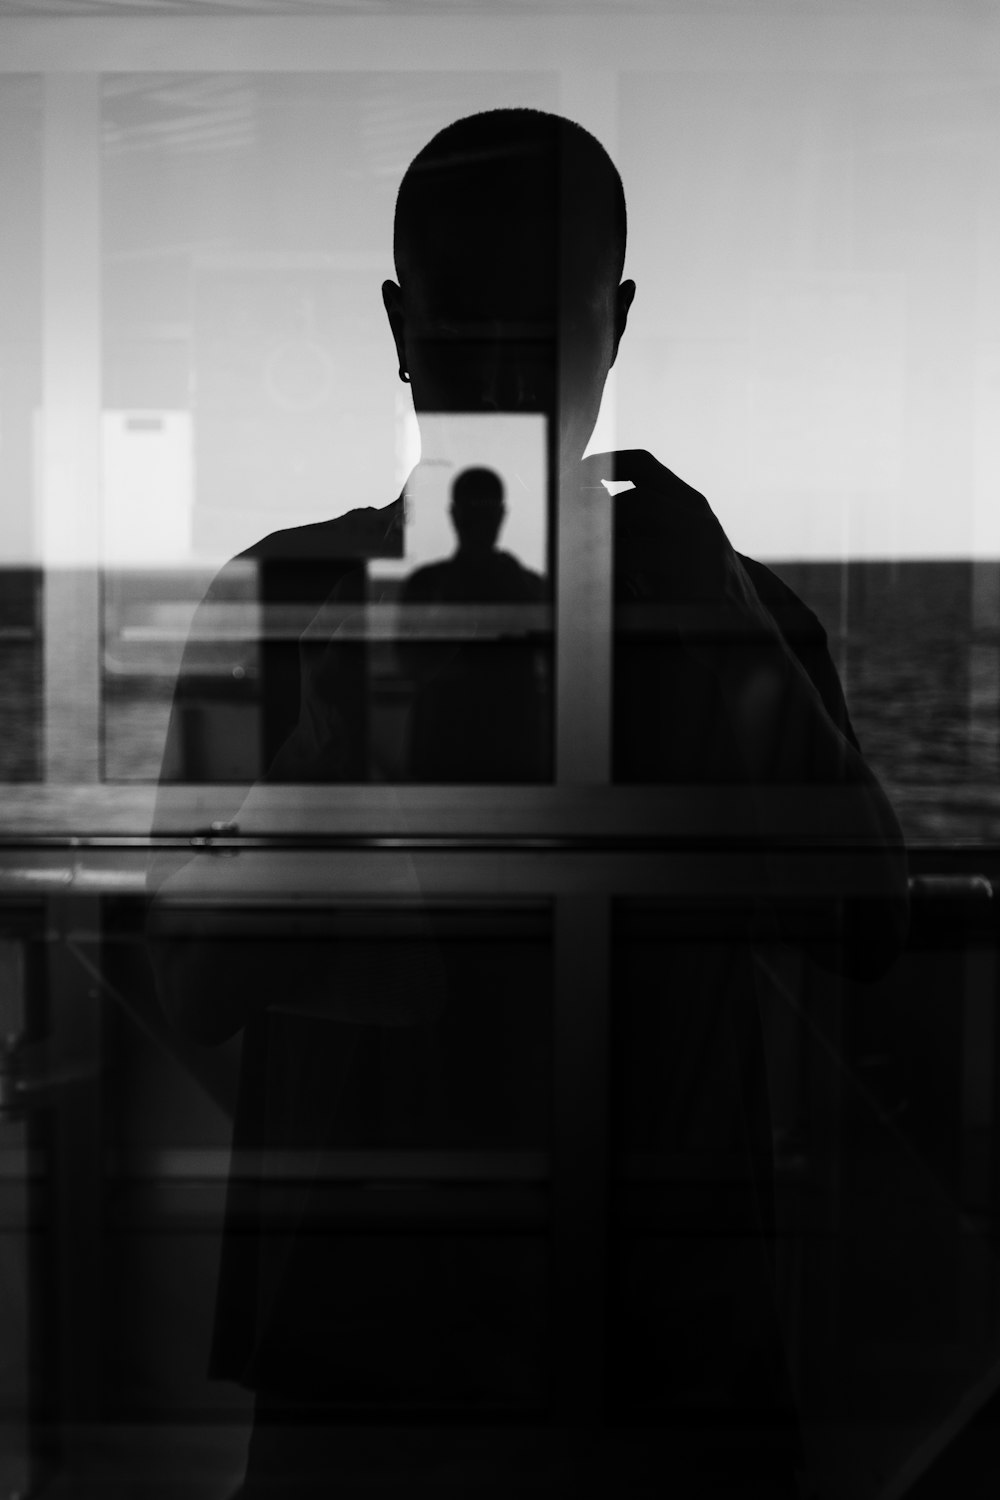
576,448,909,978
577,448,778,641
578,449,795,776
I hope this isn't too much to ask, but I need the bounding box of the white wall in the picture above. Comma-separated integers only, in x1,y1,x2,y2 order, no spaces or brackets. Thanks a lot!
2,9,999,566
613,67,1000,560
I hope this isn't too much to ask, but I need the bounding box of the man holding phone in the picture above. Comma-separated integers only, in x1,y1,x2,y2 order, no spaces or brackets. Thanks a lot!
149,108,909,1497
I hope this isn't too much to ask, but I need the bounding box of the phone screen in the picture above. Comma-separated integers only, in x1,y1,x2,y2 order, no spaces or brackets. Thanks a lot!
368,412,553,783
372,411,549,584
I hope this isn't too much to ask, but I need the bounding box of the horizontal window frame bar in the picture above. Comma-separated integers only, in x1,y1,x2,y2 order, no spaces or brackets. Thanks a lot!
0,846,906,900
0,782,945,839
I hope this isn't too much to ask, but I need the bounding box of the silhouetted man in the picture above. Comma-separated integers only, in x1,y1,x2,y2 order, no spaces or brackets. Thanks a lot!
400,466,547,781
148,108,909,1499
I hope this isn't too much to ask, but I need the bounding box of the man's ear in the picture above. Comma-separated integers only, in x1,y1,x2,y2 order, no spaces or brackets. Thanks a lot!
382,280,407,368
610,279,636,368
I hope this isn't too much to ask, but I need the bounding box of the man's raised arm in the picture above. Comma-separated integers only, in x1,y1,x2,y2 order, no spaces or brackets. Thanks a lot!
589,448,910,980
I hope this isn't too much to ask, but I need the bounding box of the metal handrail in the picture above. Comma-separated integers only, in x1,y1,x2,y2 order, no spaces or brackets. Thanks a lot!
909,873,994,901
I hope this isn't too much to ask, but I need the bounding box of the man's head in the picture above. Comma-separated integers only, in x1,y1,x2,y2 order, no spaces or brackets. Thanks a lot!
449,466,505,554
383,109,635,466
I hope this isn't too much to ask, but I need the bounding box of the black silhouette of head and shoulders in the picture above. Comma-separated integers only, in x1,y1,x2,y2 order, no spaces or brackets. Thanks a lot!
232,107,635,580
148,108,876,1500
401,465,546,606
219,106,839,785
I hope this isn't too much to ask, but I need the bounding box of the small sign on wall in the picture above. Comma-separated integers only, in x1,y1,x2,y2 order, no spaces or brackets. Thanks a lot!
101,410,193,568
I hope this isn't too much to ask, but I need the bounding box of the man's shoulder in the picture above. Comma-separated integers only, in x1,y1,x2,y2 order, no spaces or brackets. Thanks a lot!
402,556,453,589
237,500,403,566
736,553,830,646
495,551,547,597
737,553,861,747
197,500,403,604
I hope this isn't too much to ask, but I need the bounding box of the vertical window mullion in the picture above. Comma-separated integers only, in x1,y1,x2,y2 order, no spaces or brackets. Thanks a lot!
550,69,618,1426
555,68,618,788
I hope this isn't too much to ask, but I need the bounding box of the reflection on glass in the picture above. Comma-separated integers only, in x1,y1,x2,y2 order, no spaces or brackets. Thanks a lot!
0,33,995,1500
398,465,548,782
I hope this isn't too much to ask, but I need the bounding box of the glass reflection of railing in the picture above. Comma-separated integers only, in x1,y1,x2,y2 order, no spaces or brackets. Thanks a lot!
105,602,555,675
118,601,554,641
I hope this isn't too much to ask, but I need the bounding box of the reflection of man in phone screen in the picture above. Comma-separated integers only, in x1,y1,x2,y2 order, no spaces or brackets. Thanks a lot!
399,465,548,781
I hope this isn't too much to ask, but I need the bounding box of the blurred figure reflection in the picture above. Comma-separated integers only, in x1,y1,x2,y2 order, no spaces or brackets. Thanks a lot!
399,465,547,782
